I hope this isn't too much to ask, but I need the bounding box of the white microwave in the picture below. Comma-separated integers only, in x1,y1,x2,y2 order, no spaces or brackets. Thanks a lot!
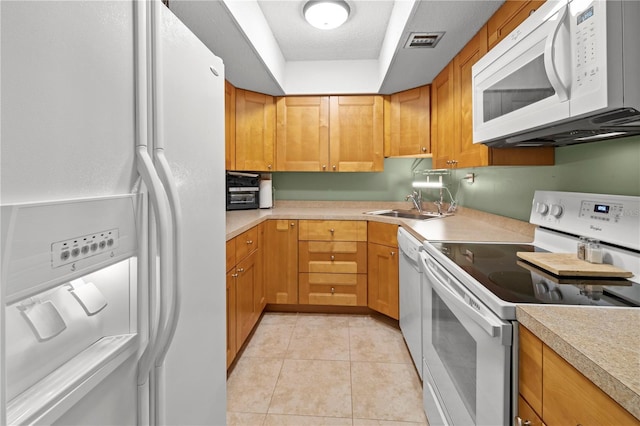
472,0,640,147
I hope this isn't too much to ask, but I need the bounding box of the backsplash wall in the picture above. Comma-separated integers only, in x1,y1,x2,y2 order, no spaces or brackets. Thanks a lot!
272,136,640,221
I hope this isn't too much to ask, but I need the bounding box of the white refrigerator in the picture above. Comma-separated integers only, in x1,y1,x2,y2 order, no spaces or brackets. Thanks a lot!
0,1,227,425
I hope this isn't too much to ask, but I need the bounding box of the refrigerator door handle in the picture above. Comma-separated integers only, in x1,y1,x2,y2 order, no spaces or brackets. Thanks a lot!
153,149,182,366
135,145,173,387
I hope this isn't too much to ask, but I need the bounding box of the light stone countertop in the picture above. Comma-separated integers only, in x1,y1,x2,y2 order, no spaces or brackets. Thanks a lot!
226,200,535,242
517,305,640,420
226,201,639,419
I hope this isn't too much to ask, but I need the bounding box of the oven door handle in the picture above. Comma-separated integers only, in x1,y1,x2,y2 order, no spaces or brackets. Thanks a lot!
421,254,505,339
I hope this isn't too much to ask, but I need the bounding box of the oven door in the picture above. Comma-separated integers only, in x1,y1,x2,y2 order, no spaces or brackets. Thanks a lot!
420,251,513,426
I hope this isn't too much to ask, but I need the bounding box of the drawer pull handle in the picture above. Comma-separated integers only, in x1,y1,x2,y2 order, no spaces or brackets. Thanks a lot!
331,287,335,294
330,255,335,261
329,228,335,234
237,268,244,273
390,251,396,256
231,273,238,278
246,240,253,245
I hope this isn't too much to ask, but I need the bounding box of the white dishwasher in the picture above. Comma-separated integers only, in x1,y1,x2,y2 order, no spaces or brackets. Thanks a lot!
398,227,424,379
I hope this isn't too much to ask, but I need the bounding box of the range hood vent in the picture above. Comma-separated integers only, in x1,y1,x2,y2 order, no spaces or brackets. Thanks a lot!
404,32,445,49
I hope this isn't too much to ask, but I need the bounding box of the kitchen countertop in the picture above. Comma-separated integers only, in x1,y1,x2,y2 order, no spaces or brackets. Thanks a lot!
226,200,535,242
517,305,640,420
226,201,639,419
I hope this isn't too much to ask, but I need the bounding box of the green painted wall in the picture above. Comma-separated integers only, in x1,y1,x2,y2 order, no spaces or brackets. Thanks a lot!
272,136,640,221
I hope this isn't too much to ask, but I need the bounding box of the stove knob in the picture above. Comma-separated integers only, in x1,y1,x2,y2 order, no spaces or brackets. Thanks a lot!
549,204,564,218
536,202,549,215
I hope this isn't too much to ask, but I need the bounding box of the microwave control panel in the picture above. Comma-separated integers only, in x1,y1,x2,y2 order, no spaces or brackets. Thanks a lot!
574,2,599,88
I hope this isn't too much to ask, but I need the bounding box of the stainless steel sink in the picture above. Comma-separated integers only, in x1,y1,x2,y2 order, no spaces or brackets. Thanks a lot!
365,209,452,220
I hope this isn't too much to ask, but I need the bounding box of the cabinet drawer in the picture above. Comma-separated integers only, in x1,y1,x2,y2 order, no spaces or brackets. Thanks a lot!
299,273,367,306
298,220,367,241
298,241,367,274
226,238,236,273
235,226,259,261
368,222,398,247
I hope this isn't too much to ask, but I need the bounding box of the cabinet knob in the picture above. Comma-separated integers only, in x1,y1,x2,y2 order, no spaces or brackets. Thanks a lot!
332,165,336,171
329,228,335,234
421,147,427,153
231,273,238,278
267,164,272,170
290,222,295,227
330,255,335,261
331,287,335,294
322,164,326,170
390,251,396,256
237,267,244,273
514,416,532,426
246,240,253,245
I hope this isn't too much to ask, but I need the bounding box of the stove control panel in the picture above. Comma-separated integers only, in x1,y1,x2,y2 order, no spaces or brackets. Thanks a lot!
530,191,640,251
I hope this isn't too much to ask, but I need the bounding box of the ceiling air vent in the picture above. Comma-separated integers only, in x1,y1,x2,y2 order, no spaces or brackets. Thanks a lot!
404,32,445,49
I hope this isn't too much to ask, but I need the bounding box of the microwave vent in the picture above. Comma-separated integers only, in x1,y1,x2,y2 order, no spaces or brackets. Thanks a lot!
404,32,445,49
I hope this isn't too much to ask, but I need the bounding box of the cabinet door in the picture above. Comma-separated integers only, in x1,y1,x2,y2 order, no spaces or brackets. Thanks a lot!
431,63,455,169
453,26,489,168
276,97,329,171
542,345,638,425
367,242,399,319
255,222,266,313
519,325,542,416
487,0,546,50
226,269,237,368
264,220,300,304
225,80,236,170
235,250,261,348
235,88,275,171
329,96,384,172
389,85,430,156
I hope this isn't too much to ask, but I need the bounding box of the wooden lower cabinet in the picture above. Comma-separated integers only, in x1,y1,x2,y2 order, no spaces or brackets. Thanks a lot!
518,324,639,426
367,222,399,319
226,269,237,368
226,224,265,368
264,219,299,304
298,220,367,306
235,250,261,347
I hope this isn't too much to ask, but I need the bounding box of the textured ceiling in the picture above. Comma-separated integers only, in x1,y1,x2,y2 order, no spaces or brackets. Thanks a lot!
258,1,394,61
169,0,505,95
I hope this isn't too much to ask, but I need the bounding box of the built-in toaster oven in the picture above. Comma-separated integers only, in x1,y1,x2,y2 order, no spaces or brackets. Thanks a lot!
226,172,259,210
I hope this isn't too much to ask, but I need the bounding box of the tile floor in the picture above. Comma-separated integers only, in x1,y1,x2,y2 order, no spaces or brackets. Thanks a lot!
227,312,428,426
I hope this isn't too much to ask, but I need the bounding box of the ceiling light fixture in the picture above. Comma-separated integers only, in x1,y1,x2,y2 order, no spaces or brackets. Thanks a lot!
303,0,350,30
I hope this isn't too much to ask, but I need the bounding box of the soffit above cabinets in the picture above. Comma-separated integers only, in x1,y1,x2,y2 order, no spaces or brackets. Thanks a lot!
168,0,504,96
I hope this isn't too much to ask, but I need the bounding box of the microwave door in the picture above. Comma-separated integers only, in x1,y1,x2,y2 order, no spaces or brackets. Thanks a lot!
473,2,572,144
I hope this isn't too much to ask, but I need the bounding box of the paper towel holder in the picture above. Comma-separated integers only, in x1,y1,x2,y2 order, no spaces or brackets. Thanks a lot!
259,177,273,209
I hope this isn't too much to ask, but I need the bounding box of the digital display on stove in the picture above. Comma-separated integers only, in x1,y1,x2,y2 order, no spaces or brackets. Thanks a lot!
594,204,609,214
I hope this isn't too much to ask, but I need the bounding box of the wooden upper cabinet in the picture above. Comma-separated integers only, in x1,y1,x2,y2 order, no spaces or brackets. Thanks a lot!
432,22,554,169
276,96,329,171
225,80,236,170
235,88,275,172
387,85,431,157
431,62,455,169
487,0,546,50
452,25,490,168
329,95,384,172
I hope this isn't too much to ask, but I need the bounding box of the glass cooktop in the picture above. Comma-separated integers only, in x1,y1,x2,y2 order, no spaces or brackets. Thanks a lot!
430,242,640,307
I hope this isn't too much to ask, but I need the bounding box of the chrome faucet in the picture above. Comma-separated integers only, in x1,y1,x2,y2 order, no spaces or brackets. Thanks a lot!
406,190,422,212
